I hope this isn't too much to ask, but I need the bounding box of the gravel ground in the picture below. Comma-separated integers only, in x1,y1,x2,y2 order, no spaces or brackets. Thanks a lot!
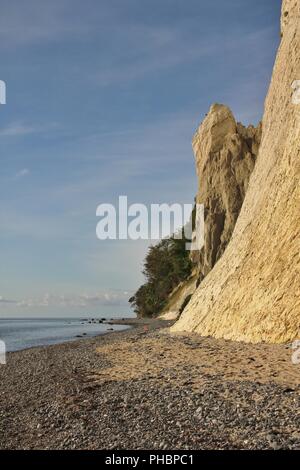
0,319,299,450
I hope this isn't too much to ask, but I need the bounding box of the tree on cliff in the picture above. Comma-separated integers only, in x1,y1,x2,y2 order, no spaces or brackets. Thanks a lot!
129,230,192,317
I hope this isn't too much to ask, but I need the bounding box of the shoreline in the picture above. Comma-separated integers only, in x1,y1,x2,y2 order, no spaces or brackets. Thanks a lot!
4,317,173,359
2,317,149,355
0,318,299,450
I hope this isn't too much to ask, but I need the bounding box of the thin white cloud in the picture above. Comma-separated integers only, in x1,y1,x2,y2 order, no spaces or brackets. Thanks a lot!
0,0,93,48
0,123,37,137
14,291,132,309
0,121,58,137
93,24,276,88
13,168,30,180
0,296,17,304
94,31,216,87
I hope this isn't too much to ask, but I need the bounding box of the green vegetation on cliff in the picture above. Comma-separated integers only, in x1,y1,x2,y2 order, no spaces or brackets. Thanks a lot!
129,230,192,317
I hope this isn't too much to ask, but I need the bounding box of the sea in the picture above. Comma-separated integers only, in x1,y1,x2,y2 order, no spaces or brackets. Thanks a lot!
0,317,130,352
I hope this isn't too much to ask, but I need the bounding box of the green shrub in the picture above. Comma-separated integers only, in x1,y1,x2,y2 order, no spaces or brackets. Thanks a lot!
129,229,192,317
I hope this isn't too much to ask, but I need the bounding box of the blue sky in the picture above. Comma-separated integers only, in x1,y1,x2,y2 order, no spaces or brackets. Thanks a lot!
0,0,281,317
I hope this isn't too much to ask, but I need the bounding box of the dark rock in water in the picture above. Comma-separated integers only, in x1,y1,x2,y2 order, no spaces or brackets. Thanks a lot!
75,335,83,338
98,320,103,323
107,328,114,331
82,333,87,336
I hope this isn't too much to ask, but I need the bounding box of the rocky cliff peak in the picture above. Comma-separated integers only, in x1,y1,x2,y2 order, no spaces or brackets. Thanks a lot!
192,103,261,278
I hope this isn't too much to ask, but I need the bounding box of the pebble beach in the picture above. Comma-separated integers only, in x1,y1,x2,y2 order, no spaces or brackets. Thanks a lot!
0,318,299,450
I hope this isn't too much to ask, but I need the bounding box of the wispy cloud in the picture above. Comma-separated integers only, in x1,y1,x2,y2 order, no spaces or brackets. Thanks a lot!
0,296,17,304
13,291,132,309
0,121,59,138
92,19,276,88
0,0,93,49
0,123,38,137
93,27,216,87
13,168,30,180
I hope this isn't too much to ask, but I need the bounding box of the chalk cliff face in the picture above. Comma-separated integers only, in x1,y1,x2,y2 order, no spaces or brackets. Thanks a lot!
192,104,261,278
158,274,197,320
172,0,300,343
161,106,261,320
161,104,261,319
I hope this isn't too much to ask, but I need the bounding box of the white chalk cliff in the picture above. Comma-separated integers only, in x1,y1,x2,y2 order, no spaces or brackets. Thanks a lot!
172,0,300,343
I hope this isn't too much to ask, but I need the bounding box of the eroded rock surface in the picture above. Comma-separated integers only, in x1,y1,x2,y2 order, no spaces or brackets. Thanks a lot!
172,0,300,343
192,104,261,277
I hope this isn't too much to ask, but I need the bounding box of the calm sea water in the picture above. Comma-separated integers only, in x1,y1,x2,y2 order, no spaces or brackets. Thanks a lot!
0,318,130,352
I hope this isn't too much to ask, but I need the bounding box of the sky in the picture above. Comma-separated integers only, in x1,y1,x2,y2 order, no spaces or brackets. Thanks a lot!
0,0,282,317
